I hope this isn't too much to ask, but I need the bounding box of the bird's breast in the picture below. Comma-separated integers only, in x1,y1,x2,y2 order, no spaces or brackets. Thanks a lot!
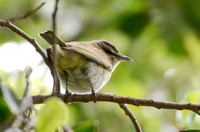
86,62,112,92
58,61,112,94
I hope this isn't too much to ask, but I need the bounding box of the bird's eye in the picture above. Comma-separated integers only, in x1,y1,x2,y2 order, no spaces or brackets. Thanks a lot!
104,49,113,54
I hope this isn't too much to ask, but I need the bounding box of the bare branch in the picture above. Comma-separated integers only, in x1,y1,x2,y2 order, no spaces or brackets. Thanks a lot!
24,66,32,97
0,19,53,72
32,93,200,115
119,104,142,132
1,2,200,130
10,66,33,129
8,2,46,22
52,0,60,94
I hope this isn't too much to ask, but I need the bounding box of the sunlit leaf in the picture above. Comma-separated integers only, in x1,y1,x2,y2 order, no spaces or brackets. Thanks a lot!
183,92,199,123
176,92,199,126
0,84,20,114
185,92,199,104
0,97,12,124
36,97,68,132
12,71,26,98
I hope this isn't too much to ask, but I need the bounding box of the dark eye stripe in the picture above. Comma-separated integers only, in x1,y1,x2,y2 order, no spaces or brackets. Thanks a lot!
100,40,119,53
104,48,113,54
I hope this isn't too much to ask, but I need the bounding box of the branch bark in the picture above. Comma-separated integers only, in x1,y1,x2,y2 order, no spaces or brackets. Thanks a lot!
9,67,33,129
1,4,200,130
51,0,60,94
119,104,142,132
0,19,54,76
32,93,200,115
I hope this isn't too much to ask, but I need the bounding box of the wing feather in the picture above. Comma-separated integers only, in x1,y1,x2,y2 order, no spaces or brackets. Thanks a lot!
62,41,112,70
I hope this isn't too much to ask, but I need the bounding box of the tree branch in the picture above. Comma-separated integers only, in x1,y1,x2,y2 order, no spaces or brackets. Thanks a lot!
10,67,33,129
24,66,32,98
32,93,200,115
0,19,53,73
8,2,46,22
1,3,199,130
119,104,142,132
52,0,60,94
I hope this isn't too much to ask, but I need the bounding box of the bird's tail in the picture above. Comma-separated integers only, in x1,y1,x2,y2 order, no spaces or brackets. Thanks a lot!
39,30,66,47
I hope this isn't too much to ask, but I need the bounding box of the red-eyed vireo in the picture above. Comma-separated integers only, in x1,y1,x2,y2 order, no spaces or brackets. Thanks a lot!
39,30,133,95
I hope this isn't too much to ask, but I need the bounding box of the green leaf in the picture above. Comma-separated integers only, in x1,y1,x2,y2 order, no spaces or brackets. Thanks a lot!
73,120,99,132
185,92,199,103
0,97,12,124
176,91,199,126
36,97,68,132
182,92,199,121
0,84,20,113
12,71,26,98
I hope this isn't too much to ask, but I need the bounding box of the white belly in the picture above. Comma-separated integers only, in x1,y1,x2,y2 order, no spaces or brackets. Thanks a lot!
58,62,112,94
87,62,112,92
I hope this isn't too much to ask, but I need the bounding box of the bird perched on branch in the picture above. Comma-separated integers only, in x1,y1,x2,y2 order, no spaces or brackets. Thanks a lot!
39,30,133,96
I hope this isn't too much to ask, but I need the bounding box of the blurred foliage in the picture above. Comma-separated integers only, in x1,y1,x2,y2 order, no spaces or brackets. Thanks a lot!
73,120,99,132
36,97,68,132
0,83,19,129
0,0,200,131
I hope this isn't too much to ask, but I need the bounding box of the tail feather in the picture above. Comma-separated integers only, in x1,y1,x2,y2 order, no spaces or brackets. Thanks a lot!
39,30,66,47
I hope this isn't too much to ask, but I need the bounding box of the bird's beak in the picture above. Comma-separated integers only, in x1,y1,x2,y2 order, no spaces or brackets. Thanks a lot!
117,54,133,61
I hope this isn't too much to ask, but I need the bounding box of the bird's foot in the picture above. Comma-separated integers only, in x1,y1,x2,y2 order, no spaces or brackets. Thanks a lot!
65,90,72,97
91,90,97,103
64,90,72,104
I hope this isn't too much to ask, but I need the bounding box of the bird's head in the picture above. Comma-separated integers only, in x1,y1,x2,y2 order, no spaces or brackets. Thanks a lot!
98,40,133,70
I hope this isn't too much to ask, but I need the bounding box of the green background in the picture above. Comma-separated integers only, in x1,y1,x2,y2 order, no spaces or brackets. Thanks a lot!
0,0,200,131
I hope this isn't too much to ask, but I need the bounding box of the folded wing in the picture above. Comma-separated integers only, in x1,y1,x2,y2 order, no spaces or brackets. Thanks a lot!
62,41,112,71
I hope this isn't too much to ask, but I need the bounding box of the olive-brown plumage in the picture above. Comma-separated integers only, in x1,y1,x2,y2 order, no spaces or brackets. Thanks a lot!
39,30,132,94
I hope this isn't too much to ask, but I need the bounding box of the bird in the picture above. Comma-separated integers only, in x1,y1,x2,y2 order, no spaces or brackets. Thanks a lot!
39,30,133,96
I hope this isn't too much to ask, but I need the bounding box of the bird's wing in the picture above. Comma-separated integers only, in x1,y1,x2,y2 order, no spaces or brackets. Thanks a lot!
62,41,112,71
39,30,66,47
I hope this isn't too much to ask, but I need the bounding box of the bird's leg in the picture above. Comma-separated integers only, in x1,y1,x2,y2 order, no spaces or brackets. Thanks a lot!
89,81,97,103
46,48,52,62
82,68,97,103
64,71,71,96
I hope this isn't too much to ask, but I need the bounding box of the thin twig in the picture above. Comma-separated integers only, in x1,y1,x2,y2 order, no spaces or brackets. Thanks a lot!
10,66,33,128
0,19,53,73
119,104,142,132
1,4,200,130
23,67,34,132
32,93,200,115
24,66,32,97
8,2,45,22
52,0,60,94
